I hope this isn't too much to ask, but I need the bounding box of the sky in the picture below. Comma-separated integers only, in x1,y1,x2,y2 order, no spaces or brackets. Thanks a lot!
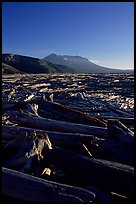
2,2,134,69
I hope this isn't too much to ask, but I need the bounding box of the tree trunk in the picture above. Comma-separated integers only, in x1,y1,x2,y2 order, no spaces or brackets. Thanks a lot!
2,167,95,202
45,147,134,200
8,111,108,138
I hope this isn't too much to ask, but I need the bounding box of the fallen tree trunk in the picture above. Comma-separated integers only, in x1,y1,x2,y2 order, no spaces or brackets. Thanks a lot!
37,99,106,127
95,115,134,121
104,102,133,117
45,147,134,200
3,124,134,166
94,136,134,166
2,167,95,202
2,125,100,147
8,111,108,138
96,115,134,127
107,120,134,144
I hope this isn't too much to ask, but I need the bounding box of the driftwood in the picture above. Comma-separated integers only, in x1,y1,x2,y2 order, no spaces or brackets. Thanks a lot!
3,133,52,176
2,125,134,166
37,99,106,127
104,102,133,117
2,99,106,127
96,115,134,122
85,185,128,203
2,74,134,202
2,94,35,110
96,115,134,127
2,125,100,147
107,120,134,144
45,147,134,200
8,111,108,138
94,136,134,166
2,167,95,202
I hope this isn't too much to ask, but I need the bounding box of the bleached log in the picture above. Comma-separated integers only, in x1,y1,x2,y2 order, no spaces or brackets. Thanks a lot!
24,94,35,102
2,94,35,111
2,167,95,202
46,147,134,200
8,111,108,138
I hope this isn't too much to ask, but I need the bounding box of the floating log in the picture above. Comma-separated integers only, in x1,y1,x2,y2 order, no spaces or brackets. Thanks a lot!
45,147,134,200
2,167,95,202
8,111,108,138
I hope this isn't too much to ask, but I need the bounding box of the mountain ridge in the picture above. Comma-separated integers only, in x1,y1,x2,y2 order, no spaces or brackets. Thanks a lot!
2,53,75,74
2,53,134,74
45,53,133,74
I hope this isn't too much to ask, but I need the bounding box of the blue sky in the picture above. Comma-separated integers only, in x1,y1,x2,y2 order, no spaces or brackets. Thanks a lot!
2,2,134,69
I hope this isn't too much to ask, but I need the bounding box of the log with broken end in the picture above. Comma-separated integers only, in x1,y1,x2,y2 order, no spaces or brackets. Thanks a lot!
2,94,35,111
2,167,95,202
3,133,52,176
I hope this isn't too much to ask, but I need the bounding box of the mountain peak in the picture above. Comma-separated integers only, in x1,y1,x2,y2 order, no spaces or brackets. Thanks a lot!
45,53,133,74
48,53,57,57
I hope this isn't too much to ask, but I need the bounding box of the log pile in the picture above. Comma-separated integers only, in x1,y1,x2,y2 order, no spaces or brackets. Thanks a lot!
2,73,134,202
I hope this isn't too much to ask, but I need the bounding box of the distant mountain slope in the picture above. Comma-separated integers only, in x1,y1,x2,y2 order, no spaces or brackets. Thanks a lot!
2,54,75,74
45,53,134,74
2,53,133,74
2,63,22,74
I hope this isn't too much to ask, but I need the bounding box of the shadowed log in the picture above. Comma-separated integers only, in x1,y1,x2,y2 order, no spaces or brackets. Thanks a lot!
2,125,101,147
3,133,52,176
8,111,108,138
107,120,134,144
45,147,134,200
93,137,134,166
3,124,133,166
2,102,16,110
96,115,134,124
2,167,95,202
